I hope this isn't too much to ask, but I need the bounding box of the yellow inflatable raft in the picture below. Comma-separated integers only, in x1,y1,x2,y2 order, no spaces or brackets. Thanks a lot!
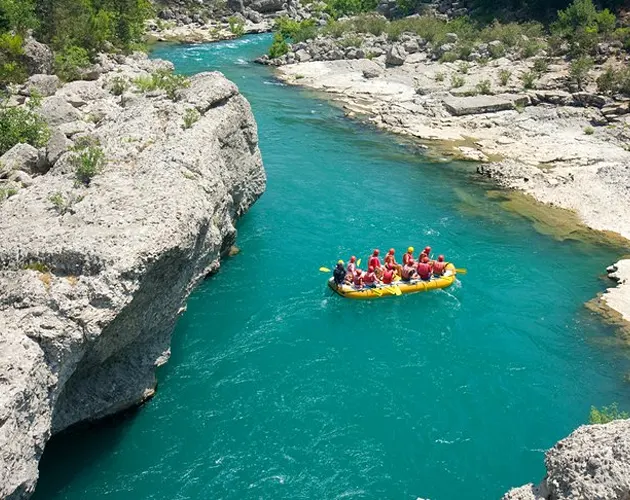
328,263,457,300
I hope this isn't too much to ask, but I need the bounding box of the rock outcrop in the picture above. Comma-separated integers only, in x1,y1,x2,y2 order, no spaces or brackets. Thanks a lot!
0,53,265,498
503,420,630,500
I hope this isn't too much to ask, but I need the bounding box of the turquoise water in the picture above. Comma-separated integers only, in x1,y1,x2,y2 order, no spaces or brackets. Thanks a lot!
35,35,630,500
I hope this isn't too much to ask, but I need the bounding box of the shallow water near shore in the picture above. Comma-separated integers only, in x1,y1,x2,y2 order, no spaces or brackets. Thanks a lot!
35,34,630,500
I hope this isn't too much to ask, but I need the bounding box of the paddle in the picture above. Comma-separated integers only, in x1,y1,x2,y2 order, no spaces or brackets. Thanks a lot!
455,268,467,275
320,267,331,273
357,259,361,267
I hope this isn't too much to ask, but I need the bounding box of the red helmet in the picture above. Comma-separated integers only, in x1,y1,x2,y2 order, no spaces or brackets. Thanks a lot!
388,248,395,254
438,255,444,262
422,257,429,263
350,256,356,262
424,246,431,254
368,266,375,272
373,249,380,256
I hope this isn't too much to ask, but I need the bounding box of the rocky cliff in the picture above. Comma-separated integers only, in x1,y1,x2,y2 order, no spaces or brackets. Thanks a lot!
0,54,265,498
503,420,630,500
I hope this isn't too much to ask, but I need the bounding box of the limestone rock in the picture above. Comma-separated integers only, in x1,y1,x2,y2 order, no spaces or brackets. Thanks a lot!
46,129,72,166
386,43,407,66
250,0,283,12
363,66,383,79
0,144,39,177
295,49,312,62
21,74,61,97
22,38,53,75
39,96,83,126
0,58,266,500
443,95,515,116
503,420,630,500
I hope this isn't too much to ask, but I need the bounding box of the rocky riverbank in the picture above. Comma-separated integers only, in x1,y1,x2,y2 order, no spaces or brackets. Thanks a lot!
0,53,265,498
269,30,630,328
503,419,630,500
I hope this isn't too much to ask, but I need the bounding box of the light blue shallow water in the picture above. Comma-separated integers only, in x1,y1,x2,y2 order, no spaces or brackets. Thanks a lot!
35,34,630,500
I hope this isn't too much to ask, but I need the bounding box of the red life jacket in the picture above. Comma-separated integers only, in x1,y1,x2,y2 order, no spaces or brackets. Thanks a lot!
368,256,381,269
417,262,431,280
433,261,446,275
364,271,377,284
382,269,394,284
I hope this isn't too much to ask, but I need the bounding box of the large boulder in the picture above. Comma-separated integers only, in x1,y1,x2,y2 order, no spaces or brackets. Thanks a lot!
443,95,516,116
386,44,407,66
38,96,83,126
22,38,54,76
0,144,39,177
503,420,630,500
249,0,284,12
21,74,61,97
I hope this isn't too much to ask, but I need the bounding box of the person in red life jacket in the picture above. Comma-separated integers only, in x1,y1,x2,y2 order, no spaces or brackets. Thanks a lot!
433,255,447,276
424,246,432,258
403,246,414,266
382,266,395,284
384,248,403,275
418,251,427,263
363,266,379,286
353,269,364,288
346,256,357,276
368,249,384,279
417,257,432,281
402,258,417,281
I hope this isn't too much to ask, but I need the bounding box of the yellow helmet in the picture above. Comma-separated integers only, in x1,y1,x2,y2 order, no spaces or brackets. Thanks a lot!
407,246,414,253
338,260,344,265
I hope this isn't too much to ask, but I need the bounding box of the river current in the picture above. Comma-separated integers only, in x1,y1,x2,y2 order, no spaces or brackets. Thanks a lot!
34,34,630,500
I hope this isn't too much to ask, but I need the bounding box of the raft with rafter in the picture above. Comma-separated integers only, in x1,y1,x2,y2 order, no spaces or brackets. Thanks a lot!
328,263,457,299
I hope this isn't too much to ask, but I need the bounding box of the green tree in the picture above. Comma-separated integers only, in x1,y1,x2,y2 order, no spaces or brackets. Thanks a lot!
0,0,38,34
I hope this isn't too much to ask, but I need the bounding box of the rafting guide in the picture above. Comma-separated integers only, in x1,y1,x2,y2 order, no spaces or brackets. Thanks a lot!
320,247,466,299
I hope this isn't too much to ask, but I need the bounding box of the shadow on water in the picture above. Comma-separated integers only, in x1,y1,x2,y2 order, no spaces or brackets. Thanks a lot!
33,407,143,498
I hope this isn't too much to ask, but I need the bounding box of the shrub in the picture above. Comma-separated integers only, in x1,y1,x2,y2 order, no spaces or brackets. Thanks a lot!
440,51,458,63
451,74,465,88
275,17,318,42
268,32,289,59
0,33,27,84
325,0,377,18
0,97,50,155
133,69,190,100
589,403,629,424
569,56,593,90
434,71,445,82
459,61,470,74
521,70,537,89
584,126,594,135
533,58,549,76
499,69,511,86
182,108,200,129
338,35,363,48
596,66,617,94
54,45,91,82
72,145,105,186
23,261,49,273
551,0,613,56
521,39,542,59
476,79,492,94
350,13,387,36
488,42,505,59
49,192,71,214
110,76,129,96
458,42,474,61
0,186,18,201
227,16,244,36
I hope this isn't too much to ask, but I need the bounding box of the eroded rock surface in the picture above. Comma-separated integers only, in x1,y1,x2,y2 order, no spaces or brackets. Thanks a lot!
0,53,265,499
503,420,630,500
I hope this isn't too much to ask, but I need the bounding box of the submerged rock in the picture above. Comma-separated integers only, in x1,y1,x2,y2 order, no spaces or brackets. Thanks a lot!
0,56,266,499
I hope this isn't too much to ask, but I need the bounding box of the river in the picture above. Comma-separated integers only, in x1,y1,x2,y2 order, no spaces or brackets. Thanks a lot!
34,34,630,500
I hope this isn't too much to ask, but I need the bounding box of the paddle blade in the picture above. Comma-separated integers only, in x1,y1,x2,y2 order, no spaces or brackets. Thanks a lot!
357,259,362,267
455,268,467,275
393,285,402,296
320,267,331,273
